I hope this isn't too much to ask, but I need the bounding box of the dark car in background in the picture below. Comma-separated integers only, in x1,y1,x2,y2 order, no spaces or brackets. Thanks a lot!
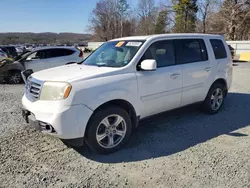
0,46,18,58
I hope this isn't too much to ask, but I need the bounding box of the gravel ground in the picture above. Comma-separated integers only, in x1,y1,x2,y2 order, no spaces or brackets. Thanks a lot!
1,63,250,188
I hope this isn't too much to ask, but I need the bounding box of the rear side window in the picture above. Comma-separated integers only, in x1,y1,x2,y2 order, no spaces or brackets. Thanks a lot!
176,39,208,64
210,39,227,59
62,49,75,56
49,49,74,58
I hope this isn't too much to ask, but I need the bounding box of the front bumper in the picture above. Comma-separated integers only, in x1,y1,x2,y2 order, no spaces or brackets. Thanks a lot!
22,94,93,140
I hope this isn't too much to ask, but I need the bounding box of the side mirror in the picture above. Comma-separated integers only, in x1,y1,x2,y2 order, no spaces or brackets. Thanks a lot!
21,69,33,83
140,59,157,71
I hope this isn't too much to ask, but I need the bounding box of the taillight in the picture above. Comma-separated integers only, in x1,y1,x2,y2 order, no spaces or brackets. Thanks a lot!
79,50,83,58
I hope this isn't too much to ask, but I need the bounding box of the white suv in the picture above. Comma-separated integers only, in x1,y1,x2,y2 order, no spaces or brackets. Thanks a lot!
22,34,233,154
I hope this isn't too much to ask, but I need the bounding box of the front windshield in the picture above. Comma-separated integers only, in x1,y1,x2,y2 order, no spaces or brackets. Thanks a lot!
83,40,144,67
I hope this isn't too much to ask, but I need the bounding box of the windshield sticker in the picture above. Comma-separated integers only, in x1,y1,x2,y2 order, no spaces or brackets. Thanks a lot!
126,42,142,47
115,41,125,47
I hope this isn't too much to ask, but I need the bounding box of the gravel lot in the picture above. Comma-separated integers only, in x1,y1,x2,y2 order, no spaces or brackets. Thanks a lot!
1,63,250,188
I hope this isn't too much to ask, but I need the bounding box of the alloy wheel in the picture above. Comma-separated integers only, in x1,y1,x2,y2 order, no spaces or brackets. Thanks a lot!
96,114,127,149
9,73,21,84
210,88,223,111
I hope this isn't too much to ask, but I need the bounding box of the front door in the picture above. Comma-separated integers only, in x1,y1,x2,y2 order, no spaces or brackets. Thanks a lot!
136,39,182,117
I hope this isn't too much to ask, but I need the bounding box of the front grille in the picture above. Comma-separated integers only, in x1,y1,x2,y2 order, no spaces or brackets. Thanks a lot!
26,76,43,101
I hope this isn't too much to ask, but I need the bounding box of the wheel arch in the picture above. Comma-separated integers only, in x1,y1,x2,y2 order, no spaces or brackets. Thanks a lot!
210,78,228,97
8,62,25,72
85,99,139,137
8,69,22,73
204,78,228,100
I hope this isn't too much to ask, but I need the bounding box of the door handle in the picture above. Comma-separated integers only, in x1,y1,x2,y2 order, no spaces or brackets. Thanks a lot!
170,73,180,79
204,67,212,72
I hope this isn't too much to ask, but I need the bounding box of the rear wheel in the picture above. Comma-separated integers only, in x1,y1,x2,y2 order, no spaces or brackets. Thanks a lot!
202,83,225,114
85,106,132,154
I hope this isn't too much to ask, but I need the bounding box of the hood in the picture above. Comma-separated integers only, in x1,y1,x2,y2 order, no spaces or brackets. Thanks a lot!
32,64,118,82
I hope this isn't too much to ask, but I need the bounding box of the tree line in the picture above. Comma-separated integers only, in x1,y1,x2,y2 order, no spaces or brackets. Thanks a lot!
90,0,250,41
0,32,92,45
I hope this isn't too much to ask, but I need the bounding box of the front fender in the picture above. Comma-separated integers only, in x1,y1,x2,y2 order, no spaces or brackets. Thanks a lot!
8,61,25,71
86,89,141,116
69,73,141,116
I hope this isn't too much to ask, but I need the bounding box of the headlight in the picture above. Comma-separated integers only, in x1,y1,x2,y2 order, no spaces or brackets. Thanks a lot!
40,82,72,100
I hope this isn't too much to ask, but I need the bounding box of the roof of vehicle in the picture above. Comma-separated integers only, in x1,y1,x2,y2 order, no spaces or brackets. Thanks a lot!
111,33,224,41
33,46,79,51
0,45,16,48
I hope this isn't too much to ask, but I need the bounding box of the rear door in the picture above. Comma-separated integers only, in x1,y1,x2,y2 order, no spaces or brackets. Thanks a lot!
45,48,76,68
175,39,211,106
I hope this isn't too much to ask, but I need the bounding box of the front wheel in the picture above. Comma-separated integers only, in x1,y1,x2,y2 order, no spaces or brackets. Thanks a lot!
7,71,22,84
85,106,132,154
202,83,225,114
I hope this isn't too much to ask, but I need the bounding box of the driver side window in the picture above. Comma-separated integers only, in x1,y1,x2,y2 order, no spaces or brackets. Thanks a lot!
26,50,47,60
140,40,176,68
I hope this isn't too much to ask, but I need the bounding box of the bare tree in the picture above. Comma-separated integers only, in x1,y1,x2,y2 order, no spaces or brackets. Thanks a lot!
198,0,210,33
90,0,135,41
137,0,158,35
197,0,221,33
220,0,250,40
117,0,130,37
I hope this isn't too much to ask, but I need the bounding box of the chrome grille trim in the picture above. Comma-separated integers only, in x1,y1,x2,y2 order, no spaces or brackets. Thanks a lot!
26,76,44,101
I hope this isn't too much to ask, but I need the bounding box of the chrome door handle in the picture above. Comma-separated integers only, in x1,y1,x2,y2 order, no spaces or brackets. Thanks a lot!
204,67,212,72
170,73,180,79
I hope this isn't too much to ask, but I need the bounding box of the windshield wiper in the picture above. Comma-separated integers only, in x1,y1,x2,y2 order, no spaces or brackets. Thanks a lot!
77,59,85,64
97,64,109,67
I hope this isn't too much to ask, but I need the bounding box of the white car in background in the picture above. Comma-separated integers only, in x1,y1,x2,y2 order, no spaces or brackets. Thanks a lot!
23,47,84,72
1,47,84,84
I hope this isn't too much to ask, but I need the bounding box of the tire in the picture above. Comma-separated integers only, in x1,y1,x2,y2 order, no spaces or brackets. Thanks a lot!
7,71,22,84
85,106,132,154
202,83,225,114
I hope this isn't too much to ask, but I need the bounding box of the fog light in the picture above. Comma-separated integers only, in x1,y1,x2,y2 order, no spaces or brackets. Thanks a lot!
38,121,56,133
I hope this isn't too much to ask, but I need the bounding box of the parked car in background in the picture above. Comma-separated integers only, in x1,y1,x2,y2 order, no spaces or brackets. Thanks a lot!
25,45,34,51
0,46,18,58
15,46,24,55
14,50,32,61
0,49,7,61
0,47,84,84
22,34,233,154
